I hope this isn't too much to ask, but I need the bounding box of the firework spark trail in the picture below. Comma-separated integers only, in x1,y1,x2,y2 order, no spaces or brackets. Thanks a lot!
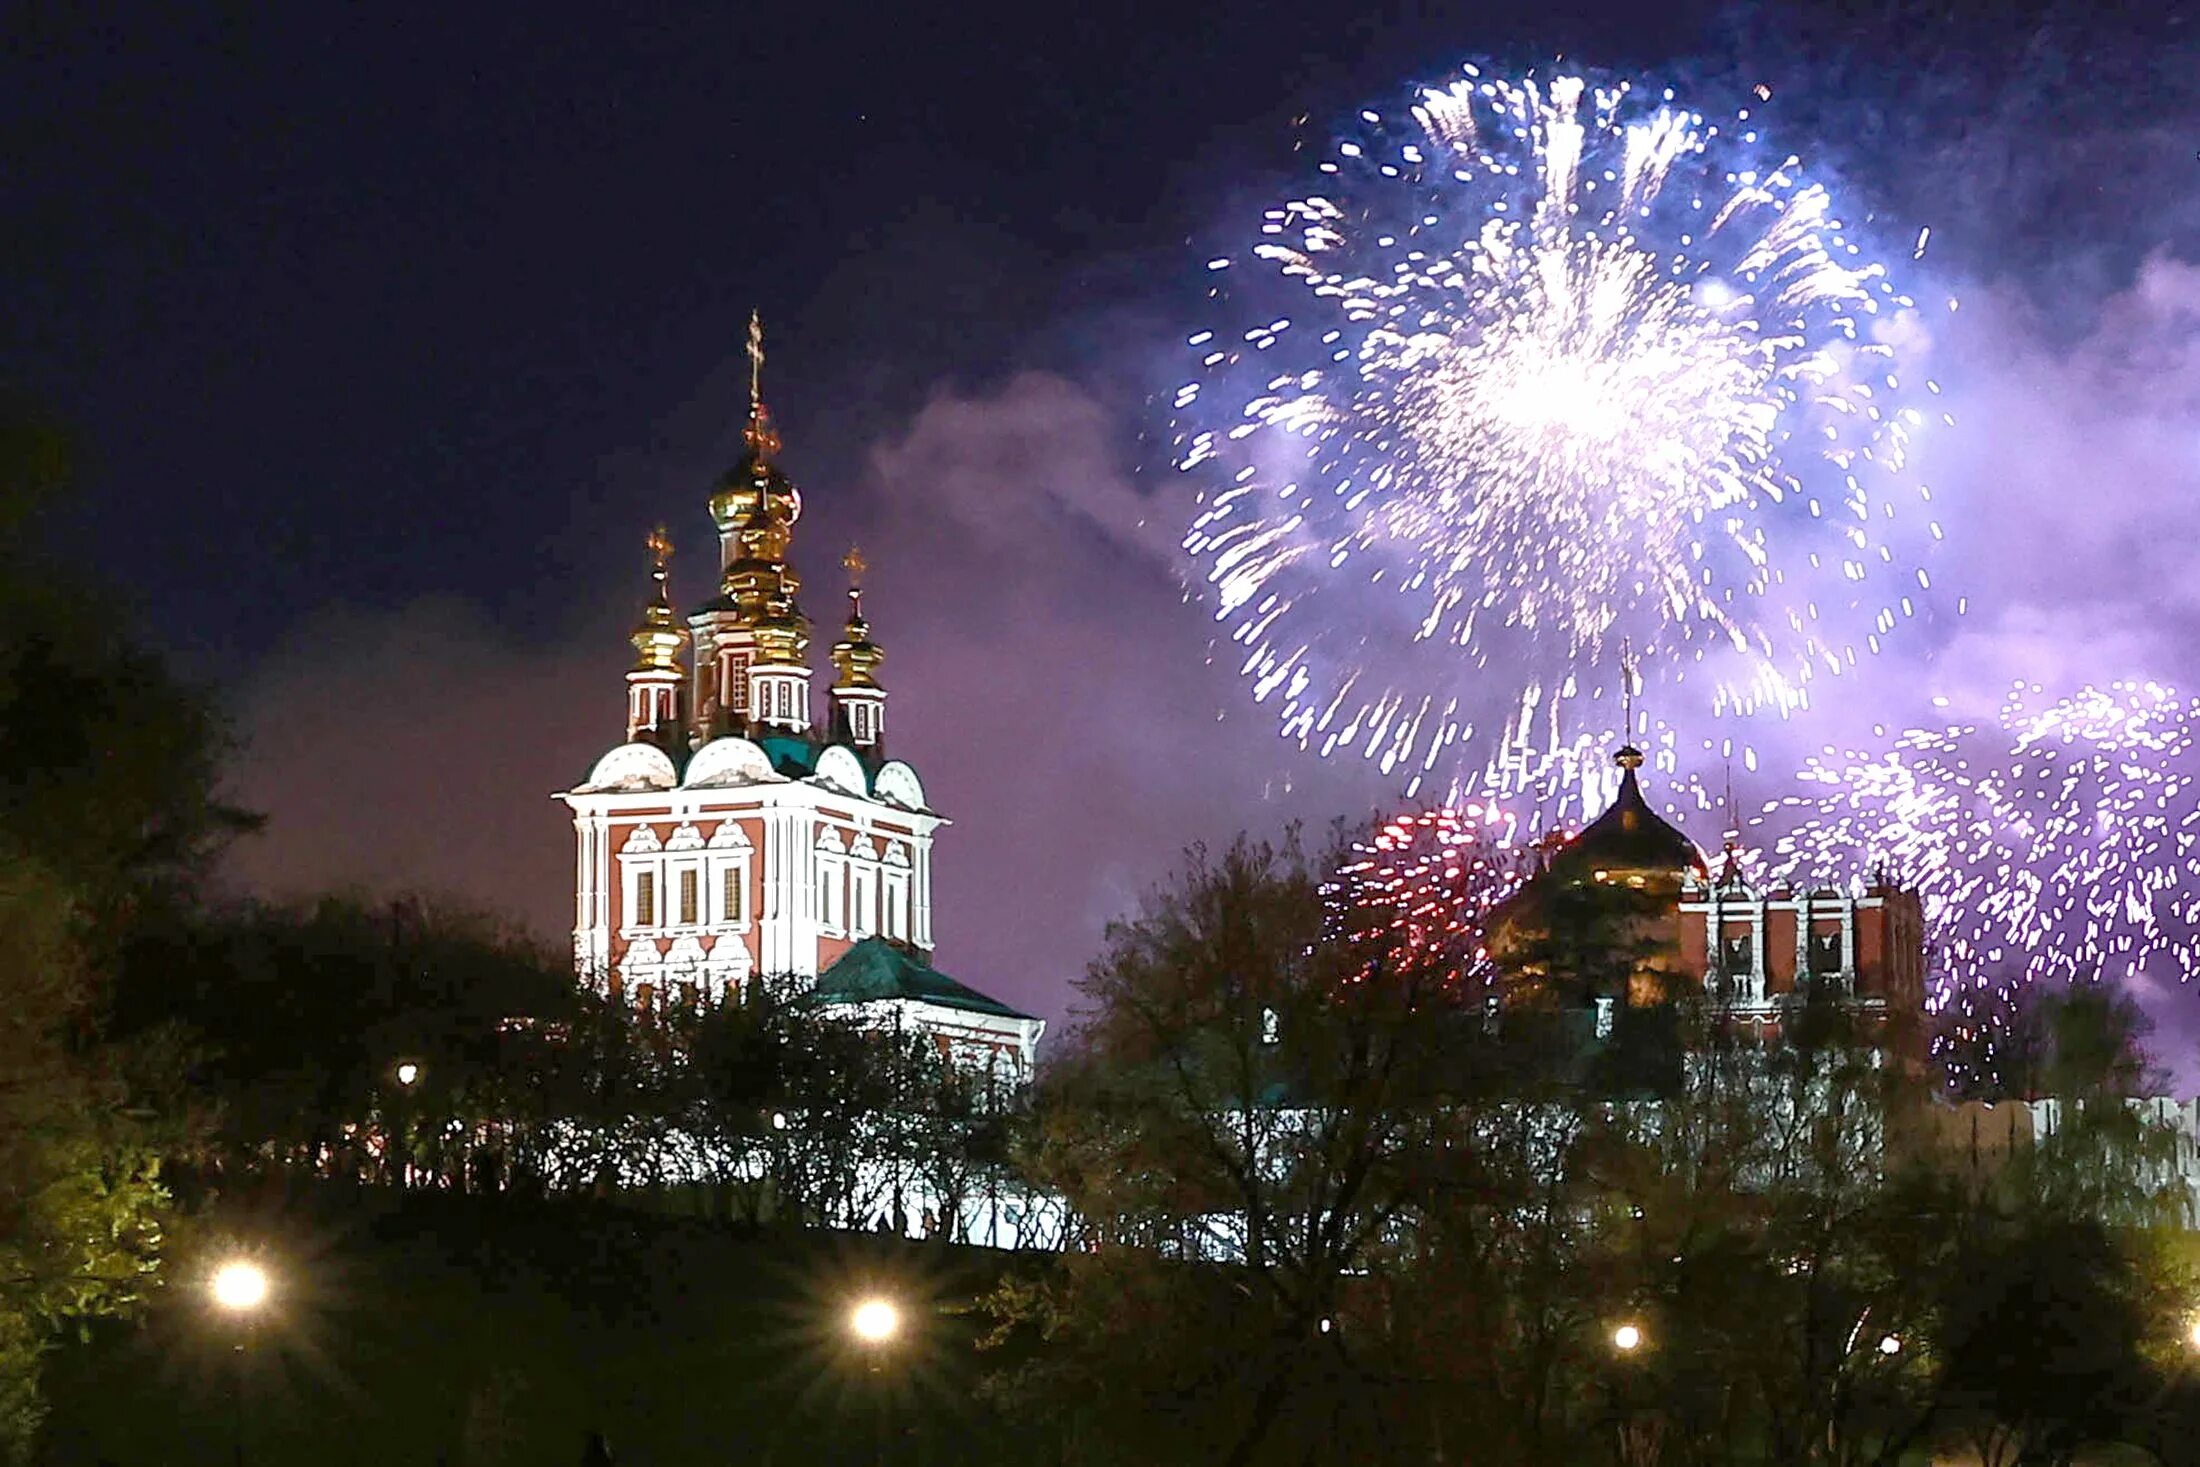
1177,65,1952,795
1333,805,1530,982
1768,682,2200,1022
1334,730,1754,983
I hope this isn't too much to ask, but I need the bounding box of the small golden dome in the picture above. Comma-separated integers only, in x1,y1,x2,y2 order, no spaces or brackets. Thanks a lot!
630,525,688,672
832,545,885,690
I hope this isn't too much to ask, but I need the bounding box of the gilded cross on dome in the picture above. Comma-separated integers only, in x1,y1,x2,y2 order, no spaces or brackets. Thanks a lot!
742,309,782,459
747,309,764,414
843,545,868,619
1616,637,1644,770
646,524,673,576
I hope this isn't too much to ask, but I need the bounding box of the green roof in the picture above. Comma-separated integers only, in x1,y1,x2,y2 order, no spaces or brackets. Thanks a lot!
813,938,1036,1022
756,734,817,777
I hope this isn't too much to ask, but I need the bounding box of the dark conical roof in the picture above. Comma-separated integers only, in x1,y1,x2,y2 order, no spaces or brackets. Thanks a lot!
1545,755,1706,885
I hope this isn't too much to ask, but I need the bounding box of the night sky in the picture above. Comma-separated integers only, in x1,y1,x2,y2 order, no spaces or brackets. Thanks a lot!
7,3,2199,1062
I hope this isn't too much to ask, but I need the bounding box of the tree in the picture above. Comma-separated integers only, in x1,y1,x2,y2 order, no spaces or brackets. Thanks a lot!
0,857,176,1458
1930,1213,2168,1467
0,395,246,1459
989,825,1499,1465
111,895,586,1188
1965,979,2193,1229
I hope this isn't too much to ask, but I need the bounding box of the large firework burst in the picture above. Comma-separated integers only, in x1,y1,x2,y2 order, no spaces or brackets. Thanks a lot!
1178,66,1950,793
1768,682,2200,1010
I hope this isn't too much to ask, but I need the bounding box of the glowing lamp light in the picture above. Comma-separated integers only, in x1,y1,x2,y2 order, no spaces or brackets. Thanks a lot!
1611,1322,1643,1353
850,1298,900,1345
2187,1316,2200,1352
1877,1334,1902,1356
211,1260,269,1313
394,1061,421,1088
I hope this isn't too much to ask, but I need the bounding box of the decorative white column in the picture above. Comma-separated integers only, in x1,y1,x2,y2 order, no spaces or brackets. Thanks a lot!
913,833,936,951
1838,898,1858,992
789,808,819,974
1704,887,1723,998
1748,903,1767,1006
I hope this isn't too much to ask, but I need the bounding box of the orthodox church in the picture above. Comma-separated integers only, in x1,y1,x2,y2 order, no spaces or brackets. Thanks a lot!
1492,737,1927,1048
555,318,1044,1076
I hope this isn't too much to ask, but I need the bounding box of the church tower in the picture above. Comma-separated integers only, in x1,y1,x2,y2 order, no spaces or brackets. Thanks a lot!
691,311,813,740
624,526,686,748
829,546,887,750
554,319,1042,1075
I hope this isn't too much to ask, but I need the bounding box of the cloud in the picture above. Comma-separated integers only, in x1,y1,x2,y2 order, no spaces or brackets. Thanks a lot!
1917,251,2200,700
219,596,606,929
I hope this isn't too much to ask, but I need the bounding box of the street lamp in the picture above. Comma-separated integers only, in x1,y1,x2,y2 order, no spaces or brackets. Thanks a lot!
1877,1334,1902,1357
850,1297,900,1346
1611,1322,1644,1354
210,1259,270,1466
211,1260,269,1313
847,1295,901,1465
390,1060,424,1186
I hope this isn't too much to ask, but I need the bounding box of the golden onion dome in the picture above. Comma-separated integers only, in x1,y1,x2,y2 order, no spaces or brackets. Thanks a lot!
1485,743,1706,961
710,310,802,539
1541,750,1707,890
629,526,688,672
708,404,803,539
831,546,885,689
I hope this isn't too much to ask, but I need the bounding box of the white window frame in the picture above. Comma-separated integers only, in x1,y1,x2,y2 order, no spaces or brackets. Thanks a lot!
724,650,751,714
714,855,751,927
707,820,754,931
882,844,911,942
671,859,703,927
618,826,667,937
849,860,878,940
816,829,848,937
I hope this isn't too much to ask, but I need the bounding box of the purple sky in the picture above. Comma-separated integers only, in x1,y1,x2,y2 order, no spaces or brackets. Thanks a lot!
221,256,2200,1083
10,7,2194,1081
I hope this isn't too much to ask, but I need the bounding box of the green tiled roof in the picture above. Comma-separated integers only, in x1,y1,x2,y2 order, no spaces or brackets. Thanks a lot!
813,938,1036,1022
756,734,817,777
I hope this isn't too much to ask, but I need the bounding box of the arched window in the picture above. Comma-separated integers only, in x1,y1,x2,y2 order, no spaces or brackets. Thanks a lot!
848,836,879,940
618,825,665,933
882,844,911,943
816,829,848,935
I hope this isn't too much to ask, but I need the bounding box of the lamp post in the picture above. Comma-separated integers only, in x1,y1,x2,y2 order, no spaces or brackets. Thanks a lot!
849,1296,900,1465
1608,1320,1660,1467
210,1260,270,1466
391,1060,423,1186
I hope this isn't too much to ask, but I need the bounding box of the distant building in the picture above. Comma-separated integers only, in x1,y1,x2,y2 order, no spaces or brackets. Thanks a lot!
1917,1096,2200,1225
554,318,1043,1076
1492,740,1926,1050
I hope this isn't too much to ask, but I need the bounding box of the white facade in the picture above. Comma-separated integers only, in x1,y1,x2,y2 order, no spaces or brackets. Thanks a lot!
558,737,941,1003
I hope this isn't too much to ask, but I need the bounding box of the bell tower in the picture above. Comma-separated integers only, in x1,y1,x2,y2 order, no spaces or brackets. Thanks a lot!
691,311,813,740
